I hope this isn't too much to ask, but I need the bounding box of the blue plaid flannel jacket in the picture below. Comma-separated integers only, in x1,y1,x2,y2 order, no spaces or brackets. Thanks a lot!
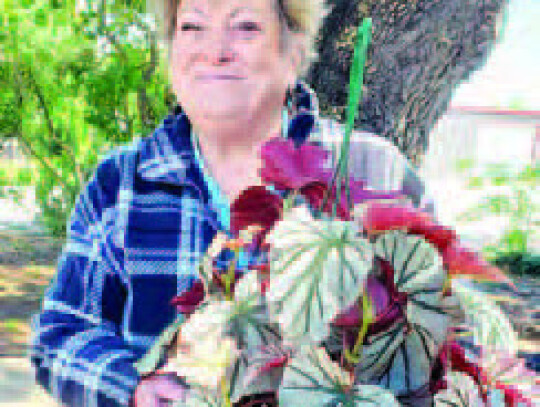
29,82,432,407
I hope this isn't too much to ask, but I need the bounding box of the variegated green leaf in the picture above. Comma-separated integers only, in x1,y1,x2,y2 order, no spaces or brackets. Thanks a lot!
433,371,485,406
178,386,227,407
355,231,450,395
279,347,400,406
374,231,446,295
451,279,518,356
165,273,278,387
354,322,442,395
228,344,290,403
228,272,281,349
135,314,184,376
267,206,373,344
163,300,237,388
188,273,279,351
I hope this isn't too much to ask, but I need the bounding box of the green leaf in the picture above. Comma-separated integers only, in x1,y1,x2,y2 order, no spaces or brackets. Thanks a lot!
227,272,281,349
499,229,528,253
266,207,373,345
455,158,476,173
279,347,400,406
374,231,446,296
135,313,184,375
228,344,290,403
164,301,238,388
433,371,485,406
467,176,485,188
355,231,450,395
180,386,228,407
516,164,539,185
451,279,518,356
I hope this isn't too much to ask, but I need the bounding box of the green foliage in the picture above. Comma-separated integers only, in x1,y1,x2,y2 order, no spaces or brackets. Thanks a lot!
457,162,539,264
1,0,175,237
279,348,401,406
493,252,539,276
433,371,485,407
355,231,450,395
452,279,517,355
0,163,36,187
266,207,373,346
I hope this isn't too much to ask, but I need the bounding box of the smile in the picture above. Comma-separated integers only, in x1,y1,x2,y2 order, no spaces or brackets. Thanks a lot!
196,74,245,81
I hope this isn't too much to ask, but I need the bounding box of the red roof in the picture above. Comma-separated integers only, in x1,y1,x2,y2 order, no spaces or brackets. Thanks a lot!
448,105,540,118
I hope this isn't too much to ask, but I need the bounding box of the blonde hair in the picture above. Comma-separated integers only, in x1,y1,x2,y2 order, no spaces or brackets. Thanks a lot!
146,0,330,76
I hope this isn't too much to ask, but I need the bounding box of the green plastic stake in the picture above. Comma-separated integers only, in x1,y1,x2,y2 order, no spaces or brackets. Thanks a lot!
326,17,373,217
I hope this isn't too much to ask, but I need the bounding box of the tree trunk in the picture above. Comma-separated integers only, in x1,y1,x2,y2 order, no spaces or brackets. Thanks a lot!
307,0,509,164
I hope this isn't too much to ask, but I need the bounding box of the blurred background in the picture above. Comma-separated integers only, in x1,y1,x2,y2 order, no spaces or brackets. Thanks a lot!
0,0,538,405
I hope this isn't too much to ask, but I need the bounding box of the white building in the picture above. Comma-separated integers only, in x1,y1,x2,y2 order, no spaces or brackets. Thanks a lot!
421,106,539,251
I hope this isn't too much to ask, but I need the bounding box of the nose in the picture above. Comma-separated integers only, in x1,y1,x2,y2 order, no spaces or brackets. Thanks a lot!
205,30,235,65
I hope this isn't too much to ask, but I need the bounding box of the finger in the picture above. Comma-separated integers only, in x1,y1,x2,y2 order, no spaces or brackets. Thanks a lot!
133,389,160,407
153,376,188,400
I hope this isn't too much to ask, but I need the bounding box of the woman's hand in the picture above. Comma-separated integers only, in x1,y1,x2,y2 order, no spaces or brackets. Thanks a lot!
132,373,189,407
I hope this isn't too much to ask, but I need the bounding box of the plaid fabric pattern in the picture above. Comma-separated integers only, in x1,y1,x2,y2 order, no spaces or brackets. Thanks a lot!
29,81,431,407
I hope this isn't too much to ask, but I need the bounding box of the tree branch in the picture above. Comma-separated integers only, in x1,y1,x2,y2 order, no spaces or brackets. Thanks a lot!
24,66,84,189
12,63,73,194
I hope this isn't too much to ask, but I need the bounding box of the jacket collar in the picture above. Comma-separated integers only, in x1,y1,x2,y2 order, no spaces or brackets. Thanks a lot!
136,80,319,194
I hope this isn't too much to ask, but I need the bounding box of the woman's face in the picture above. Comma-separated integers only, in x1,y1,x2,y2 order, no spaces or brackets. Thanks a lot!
170,0,301,128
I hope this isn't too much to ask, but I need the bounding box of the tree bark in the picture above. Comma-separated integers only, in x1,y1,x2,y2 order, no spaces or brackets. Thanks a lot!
307,0,509,164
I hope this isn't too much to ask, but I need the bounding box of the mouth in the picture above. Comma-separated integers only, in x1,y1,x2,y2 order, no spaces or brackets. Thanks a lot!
196,74,245,81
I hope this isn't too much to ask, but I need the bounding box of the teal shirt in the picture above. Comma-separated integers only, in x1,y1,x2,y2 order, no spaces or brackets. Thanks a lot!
191,132,231,232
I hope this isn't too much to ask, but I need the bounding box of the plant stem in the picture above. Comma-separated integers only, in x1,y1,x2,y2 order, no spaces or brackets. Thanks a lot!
224,246,239,300
220,359,233,407
344,293,374,364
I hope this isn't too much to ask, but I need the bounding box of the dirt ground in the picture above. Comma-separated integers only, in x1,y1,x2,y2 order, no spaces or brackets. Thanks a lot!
0,231,61,357
0,230,62,405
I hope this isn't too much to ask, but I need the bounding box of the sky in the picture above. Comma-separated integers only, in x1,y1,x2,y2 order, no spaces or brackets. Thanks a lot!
451,0,540,109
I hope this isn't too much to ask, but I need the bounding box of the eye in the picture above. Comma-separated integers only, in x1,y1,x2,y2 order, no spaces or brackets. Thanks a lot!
180,22,203,31
235,21,261,32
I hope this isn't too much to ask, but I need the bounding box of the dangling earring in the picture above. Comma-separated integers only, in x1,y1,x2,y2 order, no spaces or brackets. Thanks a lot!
282,86,294,138
285,86,294,110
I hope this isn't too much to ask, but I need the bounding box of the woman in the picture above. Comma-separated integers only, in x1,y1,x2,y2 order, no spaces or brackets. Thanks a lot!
29,0,430,406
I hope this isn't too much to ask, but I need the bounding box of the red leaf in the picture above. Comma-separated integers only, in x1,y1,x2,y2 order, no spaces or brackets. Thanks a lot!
251,263,270,295
170,279,205,315
300,181,350,220
332,274,406,337
363,203,457,252
230,186,282,241
493,381,536,407
301,180,401,220
442,243,516,288
409,223,456,252
363,203,417,233
259,138,331,190
259,354,290,375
